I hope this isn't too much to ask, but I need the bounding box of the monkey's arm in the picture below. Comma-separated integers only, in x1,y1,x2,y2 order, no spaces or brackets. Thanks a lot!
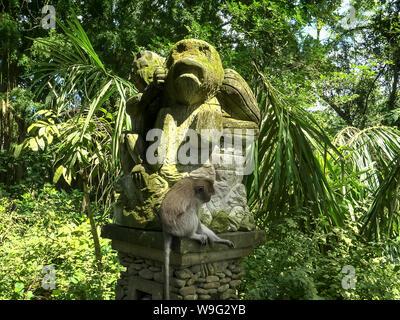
187,232,208,245
197,223,235,248
216,68,260,124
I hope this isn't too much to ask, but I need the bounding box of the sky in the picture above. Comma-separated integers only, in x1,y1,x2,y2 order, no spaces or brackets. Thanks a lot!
304,0,360,112
302,0,353,42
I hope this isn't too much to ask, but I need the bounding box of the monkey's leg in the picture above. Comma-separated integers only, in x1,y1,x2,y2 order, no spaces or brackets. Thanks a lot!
163,232,172,300
198,223,235,248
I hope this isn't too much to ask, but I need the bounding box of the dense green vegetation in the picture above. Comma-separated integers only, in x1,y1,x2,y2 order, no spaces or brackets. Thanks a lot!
1,0,400,300
0,185,121,299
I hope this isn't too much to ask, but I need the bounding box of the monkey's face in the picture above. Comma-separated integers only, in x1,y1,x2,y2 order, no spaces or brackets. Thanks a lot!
132,50,165,92
165,39,224,106
194,180,215,203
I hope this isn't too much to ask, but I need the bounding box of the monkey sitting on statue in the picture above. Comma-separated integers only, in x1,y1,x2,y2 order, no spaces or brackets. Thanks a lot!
160,177,235,300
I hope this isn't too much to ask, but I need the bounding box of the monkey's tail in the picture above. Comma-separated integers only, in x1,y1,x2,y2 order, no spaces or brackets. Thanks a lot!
163,232,172,300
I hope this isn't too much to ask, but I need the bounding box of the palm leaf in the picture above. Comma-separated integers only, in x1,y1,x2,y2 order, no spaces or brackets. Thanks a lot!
29,12,134,156
334,126,400,239
250,67,345,228
361,158,400,240
26,12,135,206
334,126,400,188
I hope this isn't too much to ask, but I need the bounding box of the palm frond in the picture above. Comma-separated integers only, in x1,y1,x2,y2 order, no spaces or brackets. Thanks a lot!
249,68,345,228
333,125,400,239
361,158,400,240
334,126,400,190
26,12,135,204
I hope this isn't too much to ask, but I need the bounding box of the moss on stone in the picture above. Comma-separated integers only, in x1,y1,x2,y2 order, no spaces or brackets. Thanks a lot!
117,39,258,232
118,172,169,229
238,214,256,231
210,211,232,233
132,51,165,92
165,39,224,106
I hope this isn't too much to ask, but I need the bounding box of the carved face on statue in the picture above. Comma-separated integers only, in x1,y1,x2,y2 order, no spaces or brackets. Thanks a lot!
165,39,224,106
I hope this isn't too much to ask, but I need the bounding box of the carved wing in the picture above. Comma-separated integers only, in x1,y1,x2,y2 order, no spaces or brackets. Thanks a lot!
216,68,260,124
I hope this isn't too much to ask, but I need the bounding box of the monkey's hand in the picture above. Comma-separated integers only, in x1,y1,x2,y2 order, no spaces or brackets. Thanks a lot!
192,233,208,246
224,240,235,248
153,66,168,87
189,233,208,245
199,234,208,245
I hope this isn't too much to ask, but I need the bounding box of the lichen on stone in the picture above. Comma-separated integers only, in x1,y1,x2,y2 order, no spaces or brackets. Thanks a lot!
116,39,259,231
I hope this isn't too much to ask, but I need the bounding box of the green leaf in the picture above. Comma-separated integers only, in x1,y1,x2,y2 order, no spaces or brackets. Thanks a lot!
27,123,42,133
80,79,114,142
14,143,23,158
26,291,34,300
46,132,54,144
35,109,52,117
70,277,78,284
38,126,46,136
29,138,38,152
53,165,64,183
36,137,45,151
14,282,24,293
63,167,72,185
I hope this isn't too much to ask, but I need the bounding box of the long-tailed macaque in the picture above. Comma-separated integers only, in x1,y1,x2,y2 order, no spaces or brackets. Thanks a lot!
160,177,234,299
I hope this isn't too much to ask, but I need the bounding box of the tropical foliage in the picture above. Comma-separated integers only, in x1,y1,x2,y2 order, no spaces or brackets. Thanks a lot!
1,0,400,300
0,185,122,300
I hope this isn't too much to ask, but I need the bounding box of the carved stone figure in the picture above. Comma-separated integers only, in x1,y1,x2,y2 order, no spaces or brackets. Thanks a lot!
114,39,260,232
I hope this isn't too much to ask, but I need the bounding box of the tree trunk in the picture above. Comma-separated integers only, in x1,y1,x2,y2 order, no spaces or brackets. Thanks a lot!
81,169,103,271
15,115,27,182
388,47,400,114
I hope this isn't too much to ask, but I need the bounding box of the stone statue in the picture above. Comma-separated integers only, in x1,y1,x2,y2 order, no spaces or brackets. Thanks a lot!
114,39,260,232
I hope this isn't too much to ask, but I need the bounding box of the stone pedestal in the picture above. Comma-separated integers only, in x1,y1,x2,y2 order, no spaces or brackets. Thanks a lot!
101,224,265,300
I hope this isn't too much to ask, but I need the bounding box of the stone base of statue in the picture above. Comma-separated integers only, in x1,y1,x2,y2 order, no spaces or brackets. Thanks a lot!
101,224,265,300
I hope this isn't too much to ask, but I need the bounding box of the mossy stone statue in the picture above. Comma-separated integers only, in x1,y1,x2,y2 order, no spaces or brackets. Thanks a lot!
115,39,260,231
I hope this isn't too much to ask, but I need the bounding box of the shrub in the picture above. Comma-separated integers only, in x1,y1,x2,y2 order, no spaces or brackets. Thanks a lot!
241,215,400,300
0,150,52,198
0,185,123,300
